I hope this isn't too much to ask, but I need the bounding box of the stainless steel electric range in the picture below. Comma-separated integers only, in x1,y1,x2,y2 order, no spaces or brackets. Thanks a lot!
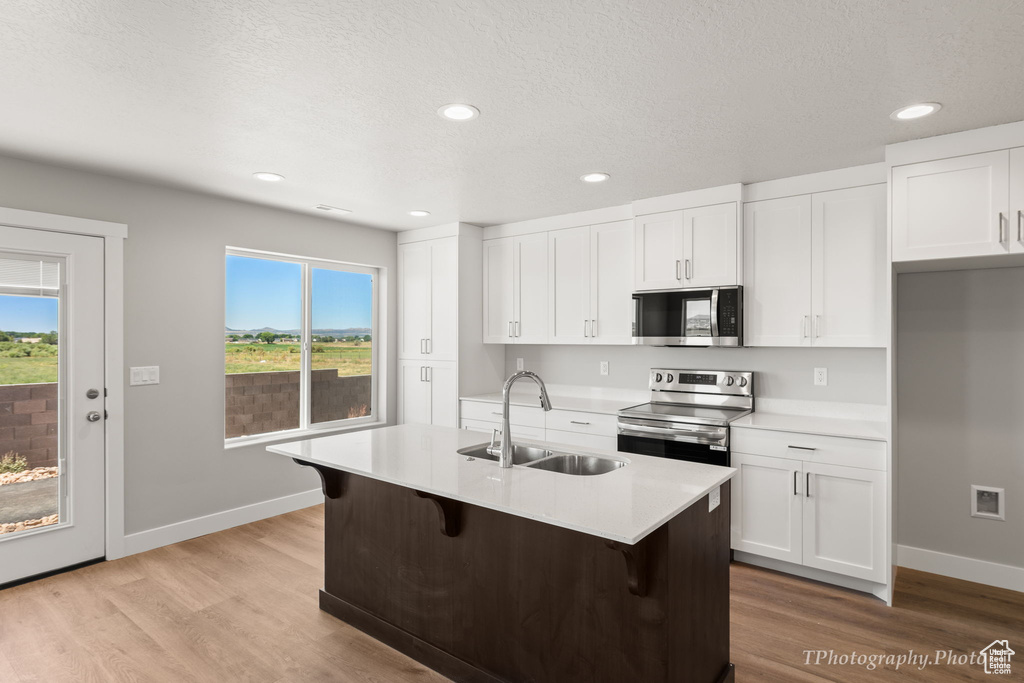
617,368,754,467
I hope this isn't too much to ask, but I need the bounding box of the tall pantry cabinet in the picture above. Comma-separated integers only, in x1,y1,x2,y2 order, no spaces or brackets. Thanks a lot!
397,224,504,427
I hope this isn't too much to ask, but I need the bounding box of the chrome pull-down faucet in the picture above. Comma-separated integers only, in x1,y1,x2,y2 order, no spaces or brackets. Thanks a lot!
488,371,552,468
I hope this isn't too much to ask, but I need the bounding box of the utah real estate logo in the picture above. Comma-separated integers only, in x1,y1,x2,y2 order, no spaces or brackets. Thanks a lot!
981,640,1014,675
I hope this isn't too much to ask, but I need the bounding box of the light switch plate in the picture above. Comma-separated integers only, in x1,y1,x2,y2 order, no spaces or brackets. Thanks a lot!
709,486,721,512
130,366,160,386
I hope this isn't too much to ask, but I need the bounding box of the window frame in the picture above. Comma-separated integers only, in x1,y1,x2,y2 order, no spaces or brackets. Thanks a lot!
224,247,381,446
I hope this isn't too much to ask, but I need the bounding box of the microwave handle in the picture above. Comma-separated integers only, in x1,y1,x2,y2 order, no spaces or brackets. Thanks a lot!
709,288,720,338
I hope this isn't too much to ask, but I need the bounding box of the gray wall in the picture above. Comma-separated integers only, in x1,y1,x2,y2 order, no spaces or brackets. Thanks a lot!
506,345,887,404
0,154,397,535
897,267,1024,568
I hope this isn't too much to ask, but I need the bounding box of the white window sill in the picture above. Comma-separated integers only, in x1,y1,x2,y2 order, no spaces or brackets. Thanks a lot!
224,420,388,450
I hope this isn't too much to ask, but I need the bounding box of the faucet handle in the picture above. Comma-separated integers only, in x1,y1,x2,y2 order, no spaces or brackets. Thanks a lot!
487,428,503,457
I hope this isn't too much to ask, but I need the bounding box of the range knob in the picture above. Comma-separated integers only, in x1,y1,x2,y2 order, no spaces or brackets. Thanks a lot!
666,373,674,383
654,372,663,383
725,376,735,386
738,376,748,387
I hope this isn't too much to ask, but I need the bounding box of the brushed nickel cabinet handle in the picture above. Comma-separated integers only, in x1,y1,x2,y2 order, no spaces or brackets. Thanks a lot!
815,315,821,338
584,320,589,337
999,212,1007,243
802,316,809,338
788,445,817,451
426,338,431,354
592,319,597,337
793,470,798,496
508,321,513,338
685,259,691,280
1018,209,1023,242
569,420,591,425
806,472,812,498
515,321,520,337
675,260,681,280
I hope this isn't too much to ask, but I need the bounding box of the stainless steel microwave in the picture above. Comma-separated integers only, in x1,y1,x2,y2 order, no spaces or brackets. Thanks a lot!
632,286,742,347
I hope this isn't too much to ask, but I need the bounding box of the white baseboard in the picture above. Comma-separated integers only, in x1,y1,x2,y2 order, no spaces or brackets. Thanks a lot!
119,489,323,558
897,545,1024,593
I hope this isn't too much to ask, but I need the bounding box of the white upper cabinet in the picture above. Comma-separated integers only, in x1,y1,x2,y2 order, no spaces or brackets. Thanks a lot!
547,220,634,345
635,203,739,291
812,185,887,347
634,211,684,290
398,237,457,360
483,234,548,344
745,185,885,348
683,203,738,288
548,226,591,344
1011,147,1024,254
589,220,634,344
892,150,1010,262
744,196,813,346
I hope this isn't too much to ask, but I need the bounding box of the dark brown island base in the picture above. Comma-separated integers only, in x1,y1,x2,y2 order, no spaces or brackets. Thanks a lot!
296,461,733,683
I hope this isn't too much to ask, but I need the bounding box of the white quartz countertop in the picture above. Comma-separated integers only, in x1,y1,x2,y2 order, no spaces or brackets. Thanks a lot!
267,424,735,545
732,412,888,441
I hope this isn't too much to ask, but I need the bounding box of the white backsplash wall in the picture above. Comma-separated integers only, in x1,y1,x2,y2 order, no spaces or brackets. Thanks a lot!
897,267,1024,572
504,345,886,404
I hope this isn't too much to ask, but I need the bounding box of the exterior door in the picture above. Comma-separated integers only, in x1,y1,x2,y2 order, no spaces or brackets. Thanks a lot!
730,453,802,564
0,226,105,585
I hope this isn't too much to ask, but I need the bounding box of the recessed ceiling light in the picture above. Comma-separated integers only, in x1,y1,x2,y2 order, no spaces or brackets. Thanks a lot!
580,172,610,183
315,204,352,214
437,104,480,121
890,103,941,121
408,210,431,217
252,172,285,182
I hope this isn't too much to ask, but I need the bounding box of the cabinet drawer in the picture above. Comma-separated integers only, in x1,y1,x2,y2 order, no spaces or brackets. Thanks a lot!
460,419,545,440
545,429,617,452
460,400,546,428
545,409,618,436
731,428,886,471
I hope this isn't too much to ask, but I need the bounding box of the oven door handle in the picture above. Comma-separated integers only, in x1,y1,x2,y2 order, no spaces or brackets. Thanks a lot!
617,422,727,442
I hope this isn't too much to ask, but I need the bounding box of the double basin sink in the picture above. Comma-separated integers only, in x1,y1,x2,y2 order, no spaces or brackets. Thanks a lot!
457,443,627,476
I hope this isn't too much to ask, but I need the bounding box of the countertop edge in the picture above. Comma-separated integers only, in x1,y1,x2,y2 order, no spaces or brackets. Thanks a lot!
731,414,888,442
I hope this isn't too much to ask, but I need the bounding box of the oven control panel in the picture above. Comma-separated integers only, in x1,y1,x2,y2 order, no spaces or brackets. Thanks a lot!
649,368,753,396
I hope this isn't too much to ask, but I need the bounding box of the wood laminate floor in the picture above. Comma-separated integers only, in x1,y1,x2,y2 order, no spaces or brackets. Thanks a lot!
0,505,1021,682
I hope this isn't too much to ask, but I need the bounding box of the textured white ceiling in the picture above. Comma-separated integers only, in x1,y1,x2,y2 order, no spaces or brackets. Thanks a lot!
1,1,1023,230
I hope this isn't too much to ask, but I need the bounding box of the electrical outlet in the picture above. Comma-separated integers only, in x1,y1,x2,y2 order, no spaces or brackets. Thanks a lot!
599,361,609,376
709,486,721,512
516,358,524,371
814,367,828,386
130,366,160,386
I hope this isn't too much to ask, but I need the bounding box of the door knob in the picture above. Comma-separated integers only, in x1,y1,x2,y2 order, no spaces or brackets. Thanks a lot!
86,388,100,399
86,411,102,422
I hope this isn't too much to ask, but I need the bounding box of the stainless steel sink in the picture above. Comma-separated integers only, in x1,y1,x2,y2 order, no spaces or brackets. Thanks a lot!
525,453,627,476
457,443,552,465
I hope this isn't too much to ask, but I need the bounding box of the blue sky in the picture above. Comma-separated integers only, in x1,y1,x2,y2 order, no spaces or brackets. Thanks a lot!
0,295,59,333
225,255,372,330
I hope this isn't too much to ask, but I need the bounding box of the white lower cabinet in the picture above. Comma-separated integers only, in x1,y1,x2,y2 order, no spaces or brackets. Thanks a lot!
458,400,618,450
400,361,457,427
731,431,887,584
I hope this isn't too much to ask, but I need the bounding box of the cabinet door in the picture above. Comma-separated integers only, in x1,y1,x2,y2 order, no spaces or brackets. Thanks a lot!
514,233,549,344
892,150,1010,262
743,196,812,346
428,237,458,360
731,453,803,564
398,361,431,425
590,220,635,344
427,362,458,427
548,226,591,344
634,211,684,290
1011,147,1024,254
398,242,431,359
812,185,887,347
683,203,738,288
802,462,886,583
482,238,514,343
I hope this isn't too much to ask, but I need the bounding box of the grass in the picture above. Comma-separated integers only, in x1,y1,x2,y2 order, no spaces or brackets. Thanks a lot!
225,342,371,375
0,356,59,384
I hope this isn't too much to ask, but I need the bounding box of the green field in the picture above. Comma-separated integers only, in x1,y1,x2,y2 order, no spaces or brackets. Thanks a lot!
0,356,59,384
225,342,371,375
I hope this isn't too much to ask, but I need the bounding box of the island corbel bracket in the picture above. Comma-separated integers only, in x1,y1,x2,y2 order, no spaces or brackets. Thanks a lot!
412,490,462,537
293,459,346,499
604,539,648,597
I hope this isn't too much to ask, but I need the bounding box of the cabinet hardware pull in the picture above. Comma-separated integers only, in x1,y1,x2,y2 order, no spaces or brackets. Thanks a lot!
592,319,597,337
802,316,809,338
420,366,426,382
426,338,431,354
426,367,431,382
569,420,591,425
584,320,589,337
805,472,812,498
999,212,1007,243
675,260,681,280
508,321,513,338
1018,210,1023,242
491,411,502,416
793,470,798,496
685,259,691,280
815,315,821,338
420,338,425,354
787,445,817,451
515,321,520,337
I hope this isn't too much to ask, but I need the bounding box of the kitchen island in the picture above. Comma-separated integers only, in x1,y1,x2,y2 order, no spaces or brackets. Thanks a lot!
268,424,736,683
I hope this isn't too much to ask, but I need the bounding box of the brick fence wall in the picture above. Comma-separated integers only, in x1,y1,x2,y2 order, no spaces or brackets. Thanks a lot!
0,383,58,469
225,370,371,438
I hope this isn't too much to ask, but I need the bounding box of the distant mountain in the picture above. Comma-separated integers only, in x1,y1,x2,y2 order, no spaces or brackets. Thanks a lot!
225,327,371,337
